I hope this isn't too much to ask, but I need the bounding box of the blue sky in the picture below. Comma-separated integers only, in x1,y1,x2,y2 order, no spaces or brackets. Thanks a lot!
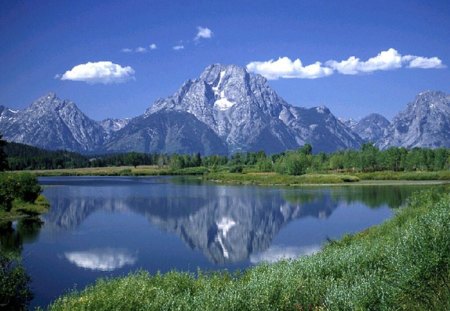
1,0,449,121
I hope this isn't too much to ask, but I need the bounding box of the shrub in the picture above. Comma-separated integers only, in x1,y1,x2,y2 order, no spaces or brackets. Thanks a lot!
256,159,273,172
228,165,243,173
0,251,33,309
0,174,15,211
0,173,41,211
12,173,41,203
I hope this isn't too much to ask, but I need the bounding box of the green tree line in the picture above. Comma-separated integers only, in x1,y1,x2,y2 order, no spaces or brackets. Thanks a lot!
2,138,450,175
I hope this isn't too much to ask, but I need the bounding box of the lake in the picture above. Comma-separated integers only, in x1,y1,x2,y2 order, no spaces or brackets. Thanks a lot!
0,176,438,308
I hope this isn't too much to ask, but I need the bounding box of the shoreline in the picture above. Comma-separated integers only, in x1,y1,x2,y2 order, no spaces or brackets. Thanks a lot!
47,189,450,310
12,166,450,187
0,195,49,224
12,165,450,187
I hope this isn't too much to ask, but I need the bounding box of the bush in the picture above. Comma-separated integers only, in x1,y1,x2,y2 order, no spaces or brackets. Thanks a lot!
12,173,41,203
0,251,33,309
228,165,243,173
0,174,15,212
0,173,41,212
256,159,273,172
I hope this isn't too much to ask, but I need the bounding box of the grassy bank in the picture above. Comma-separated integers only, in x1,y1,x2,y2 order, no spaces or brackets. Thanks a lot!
0,195,49,223
13,166,450,186
204,171,360,185
18,166,362,185
355,170,450,181
16,165,209,177
0,173,49,223
47,189,449,310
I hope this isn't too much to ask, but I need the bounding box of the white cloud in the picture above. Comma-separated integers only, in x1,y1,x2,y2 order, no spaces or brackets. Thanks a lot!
327,48,445,74
135,46,147,53
195,26,213,40
64,248,137,271
60,61,135,84
327,48,403,74
247,49,445,79
173,45,184,50
404,55,445,69
246,57,333,80
250,245,320,264
121,44,157,53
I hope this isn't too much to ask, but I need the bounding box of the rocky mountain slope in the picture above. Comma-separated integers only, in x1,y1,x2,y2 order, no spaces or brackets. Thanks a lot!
0,93,105,151
144,64,362,153
350,113,390,143
104,111,228,154
0,66,448,154
378,91,450,149
100,118,130,139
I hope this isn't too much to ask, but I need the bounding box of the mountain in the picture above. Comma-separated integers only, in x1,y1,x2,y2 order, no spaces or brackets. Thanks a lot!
0,106,20,123
104,110,228,154
146,64,362,153
378,91,450,149
340,117,358,129
0,65,362,154
99,118,130,139
1,66,448,154
351,113,390,143
0,93,105,152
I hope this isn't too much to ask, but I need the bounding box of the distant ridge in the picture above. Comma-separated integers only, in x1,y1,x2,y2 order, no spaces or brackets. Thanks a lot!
0,65,448,154
377,91,450,149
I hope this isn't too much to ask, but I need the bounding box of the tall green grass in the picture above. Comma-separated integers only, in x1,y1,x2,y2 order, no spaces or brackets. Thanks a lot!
47,189,449,310
204,172,360,185
356,170,450,181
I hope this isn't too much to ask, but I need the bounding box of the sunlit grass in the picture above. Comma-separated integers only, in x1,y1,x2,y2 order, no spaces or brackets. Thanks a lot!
14,166,450,186
0,195,49,223
355,170,450,180
204,172,360,185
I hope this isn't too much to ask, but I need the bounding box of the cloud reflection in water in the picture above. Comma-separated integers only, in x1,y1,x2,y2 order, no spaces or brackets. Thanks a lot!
250,245,320,264
64,248,137,271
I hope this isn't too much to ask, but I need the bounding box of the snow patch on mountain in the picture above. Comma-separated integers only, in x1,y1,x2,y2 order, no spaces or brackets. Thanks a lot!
214,91,236,111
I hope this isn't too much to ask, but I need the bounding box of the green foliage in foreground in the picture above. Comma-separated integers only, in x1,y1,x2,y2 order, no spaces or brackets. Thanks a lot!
0,173,42,213
48,189,450,310
0,250,33,310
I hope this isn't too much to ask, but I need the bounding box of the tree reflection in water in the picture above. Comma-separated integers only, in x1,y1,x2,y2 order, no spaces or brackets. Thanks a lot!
0,218,43,310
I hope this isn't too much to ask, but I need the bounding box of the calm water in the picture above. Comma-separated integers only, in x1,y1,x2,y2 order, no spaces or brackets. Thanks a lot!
0,176,437,308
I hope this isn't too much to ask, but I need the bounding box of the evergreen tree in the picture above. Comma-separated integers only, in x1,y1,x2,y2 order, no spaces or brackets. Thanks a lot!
0,133,8,171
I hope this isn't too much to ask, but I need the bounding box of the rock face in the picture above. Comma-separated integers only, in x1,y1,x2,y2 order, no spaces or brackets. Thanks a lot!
0,65,362,154
99,118,130,139
0,106,20,123
351,113,390,143
378,91,450,149
146,64,362,153
104,111,228,154
1,66,448,154
0,93,105,152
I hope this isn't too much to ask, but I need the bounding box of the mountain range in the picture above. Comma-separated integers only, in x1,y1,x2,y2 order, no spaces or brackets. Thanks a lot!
0,64,449,154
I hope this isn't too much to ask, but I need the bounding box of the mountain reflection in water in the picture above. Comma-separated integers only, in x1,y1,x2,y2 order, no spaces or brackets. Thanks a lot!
39,177,429,264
